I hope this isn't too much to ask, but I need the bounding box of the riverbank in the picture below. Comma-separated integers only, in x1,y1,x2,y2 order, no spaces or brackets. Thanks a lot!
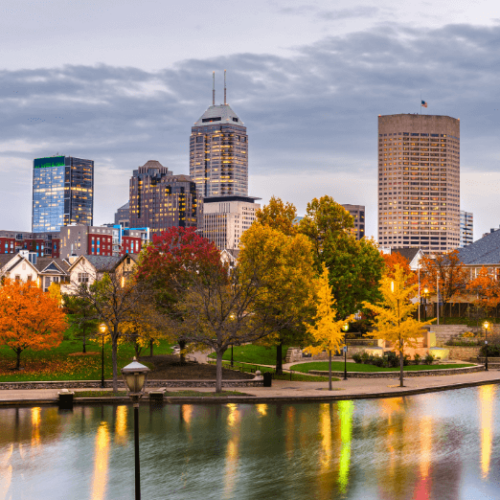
1,369,500,406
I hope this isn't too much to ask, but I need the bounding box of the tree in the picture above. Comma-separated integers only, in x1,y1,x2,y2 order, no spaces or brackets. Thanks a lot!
238,223,316,373
323,234,385,319
0,279,66,369
299,196,354,267
363,266,434,387
63,294,99,353
167,262,288,393
304,265,355,389
255,196,298,236
420,249,468,317
466,267,500,319
136,226,221,363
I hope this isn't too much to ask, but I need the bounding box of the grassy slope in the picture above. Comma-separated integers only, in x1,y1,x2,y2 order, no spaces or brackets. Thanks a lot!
291,361,475,373
208,344,289,365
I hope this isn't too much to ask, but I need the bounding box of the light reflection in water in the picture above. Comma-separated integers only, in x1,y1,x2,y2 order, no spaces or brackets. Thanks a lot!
90,422,110,500
479,384,496,479
256,404,267,417
285,406,295,454
0,444,13,500
414,416,433,500
338,401,353,494
114,406,127,446
224,404,240,499
31,407,41,449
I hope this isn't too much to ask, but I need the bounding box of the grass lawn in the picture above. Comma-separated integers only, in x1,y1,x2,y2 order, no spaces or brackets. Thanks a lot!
0,339,173,382
291,361,476,373
208,344,289,365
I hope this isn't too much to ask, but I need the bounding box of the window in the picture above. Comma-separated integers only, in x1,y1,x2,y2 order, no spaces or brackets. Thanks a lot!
77,273,89,284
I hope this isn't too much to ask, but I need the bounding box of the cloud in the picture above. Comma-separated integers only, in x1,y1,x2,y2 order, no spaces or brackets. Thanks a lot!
1,22,500,239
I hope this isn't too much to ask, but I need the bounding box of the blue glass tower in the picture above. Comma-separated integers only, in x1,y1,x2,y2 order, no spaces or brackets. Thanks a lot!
32,156,94,232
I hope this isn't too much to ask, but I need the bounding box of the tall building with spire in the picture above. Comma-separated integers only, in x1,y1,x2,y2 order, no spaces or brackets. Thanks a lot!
190,71,248,199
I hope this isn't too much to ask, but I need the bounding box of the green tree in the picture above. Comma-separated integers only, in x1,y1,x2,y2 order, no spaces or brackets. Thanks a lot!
238,223,316,373
63,294,99,353
304,265,355,389
363,265,434,387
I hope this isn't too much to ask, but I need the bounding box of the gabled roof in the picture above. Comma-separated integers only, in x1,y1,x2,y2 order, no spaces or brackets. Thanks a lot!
193,104,244,127
391,248,421,262
458,229,500,265
34,257,70,274
0,254,17,269
68,254,138,273
4,255,39,275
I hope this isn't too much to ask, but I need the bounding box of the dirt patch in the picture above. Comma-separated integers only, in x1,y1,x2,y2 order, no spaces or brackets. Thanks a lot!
140,355,254,380
68,352,99,357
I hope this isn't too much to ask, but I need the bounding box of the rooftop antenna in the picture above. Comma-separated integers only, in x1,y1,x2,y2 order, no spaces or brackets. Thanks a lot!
212,71,215,106
224,70,227,105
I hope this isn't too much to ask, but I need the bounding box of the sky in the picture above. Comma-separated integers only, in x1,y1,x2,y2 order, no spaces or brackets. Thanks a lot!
1,0,499,240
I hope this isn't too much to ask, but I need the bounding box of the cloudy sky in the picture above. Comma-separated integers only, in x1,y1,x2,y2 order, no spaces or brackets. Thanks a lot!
1,0,499,239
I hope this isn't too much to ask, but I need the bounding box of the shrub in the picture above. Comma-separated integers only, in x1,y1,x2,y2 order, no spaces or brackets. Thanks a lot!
425,353,435,365
462,331,475,338
384,351,399,368
361,351,370,364
352,353,362,364
403,354,411,366
372,356,384,367
480,344,500,357
414,353,421,365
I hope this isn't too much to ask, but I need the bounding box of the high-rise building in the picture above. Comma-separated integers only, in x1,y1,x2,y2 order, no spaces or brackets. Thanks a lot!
190,73,248,199
129,160,198,234
32,155,94,233
203,196,260,251
114,202,130,227
459,210,473,248
342,204,365,240
378,114,460,254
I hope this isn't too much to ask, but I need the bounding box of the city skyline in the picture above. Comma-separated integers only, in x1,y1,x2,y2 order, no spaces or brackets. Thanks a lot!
0,2,499,241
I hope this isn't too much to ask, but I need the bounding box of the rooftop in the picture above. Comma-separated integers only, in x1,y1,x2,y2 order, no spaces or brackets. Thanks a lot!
193,104,244,128
458,229,500,265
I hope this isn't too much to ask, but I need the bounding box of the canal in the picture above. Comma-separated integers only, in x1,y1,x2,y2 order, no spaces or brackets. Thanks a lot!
0,385,499,499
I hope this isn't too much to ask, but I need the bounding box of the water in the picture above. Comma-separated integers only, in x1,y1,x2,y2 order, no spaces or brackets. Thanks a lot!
1,386,499,500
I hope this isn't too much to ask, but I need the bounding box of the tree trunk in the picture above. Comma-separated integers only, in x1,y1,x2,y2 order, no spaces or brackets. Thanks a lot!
16,349,21,370
150,339,154,357
399,339,404,388
82,327,86,353
215,350,224,393
179,339,186,365
276,341,283,375
112,330,119,393
328,350,332,391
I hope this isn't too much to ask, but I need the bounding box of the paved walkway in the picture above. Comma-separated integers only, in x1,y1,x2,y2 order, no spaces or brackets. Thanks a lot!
1,370,500,404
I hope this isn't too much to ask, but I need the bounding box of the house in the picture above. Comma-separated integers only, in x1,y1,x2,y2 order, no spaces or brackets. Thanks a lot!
380,247,425,271
458,228,500,278
0,253,40,284
61,254,139,294
33,257,71,292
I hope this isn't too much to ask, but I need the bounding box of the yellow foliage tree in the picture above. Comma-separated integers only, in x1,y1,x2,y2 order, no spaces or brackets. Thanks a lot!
304,265,355,389
363,265,434,387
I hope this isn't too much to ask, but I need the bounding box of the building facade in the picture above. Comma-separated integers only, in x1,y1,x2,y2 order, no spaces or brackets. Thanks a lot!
129,160,198,234
114,202,130,227
460,210,473,248
378,114,460,254
342,204,365,240
32,156,94,232
0,230,60,257
190,104,248,199
202,196,259,251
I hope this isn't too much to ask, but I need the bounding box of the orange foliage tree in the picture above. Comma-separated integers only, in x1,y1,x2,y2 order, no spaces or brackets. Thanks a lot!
466,267,500,314
0,279,66,369
381,251,416,285
420,249,467,317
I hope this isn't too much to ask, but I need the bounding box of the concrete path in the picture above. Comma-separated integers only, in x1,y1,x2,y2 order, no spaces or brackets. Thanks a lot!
1,370,500,404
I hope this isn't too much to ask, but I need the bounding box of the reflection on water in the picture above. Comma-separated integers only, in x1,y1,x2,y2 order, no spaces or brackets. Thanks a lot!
0,385,499,500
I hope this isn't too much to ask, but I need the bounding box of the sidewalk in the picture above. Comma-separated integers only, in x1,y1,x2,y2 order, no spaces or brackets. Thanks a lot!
1,370,500,405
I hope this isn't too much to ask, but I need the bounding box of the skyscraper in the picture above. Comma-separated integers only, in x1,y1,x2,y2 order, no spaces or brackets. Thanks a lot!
342,204,365,240
378,114,460,254
32,155,94,232
190,72,248,199
459,210,473,247
129,160,198,234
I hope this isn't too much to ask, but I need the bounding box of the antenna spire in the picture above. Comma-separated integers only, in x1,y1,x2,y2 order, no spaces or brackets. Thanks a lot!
224,70,227,105
212,71,215,106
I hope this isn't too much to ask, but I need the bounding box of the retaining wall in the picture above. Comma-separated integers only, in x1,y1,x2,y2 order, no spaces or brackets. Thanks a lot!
308,365,484,378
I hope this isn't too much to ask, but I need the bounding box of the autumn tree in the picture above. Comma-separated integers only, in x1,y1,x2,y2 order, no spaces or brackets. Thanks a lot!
363,266,434,387
136,226,221,363
304,265,355,389
0,279,66,369
420,249,468,317
255,196,298,236
466,267,500,317
298,195,354,267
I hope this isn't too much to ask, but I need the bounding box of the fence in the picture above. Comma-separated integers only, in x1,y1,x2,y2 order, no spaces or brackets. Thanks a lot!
418,303,500,320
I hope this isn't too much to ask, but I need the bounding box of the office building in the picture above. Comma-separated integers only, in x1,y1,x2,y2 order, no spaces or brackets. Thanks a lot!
129,160,198,234
342,204,365,240
203,196,260,251
114,202,130,227
378,114,460,254
459,211,473,248
190,74,248,199
0,230,60,257
32,155,94,232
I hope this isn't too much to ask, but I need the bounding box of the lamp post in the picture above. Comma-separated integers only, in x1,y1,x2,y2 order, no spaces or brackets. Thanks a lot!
342,323,349,380
100,323,106,388
423,287,429,321
121,358,150,500
231,344,234,367
418,267,421,322
483,321,490,372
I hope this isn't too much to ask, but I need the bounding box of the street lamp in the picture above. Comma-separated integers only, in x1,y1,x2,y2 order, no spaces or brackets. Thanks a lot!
342,323,349,381
100,323,106,388
423,287,429,321
483,321,490,372
121,358,150,500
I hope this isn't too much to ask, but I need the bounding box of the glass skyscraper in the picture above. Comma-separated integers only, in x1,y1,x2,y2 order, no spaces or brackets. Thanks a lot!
32,156,94,232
